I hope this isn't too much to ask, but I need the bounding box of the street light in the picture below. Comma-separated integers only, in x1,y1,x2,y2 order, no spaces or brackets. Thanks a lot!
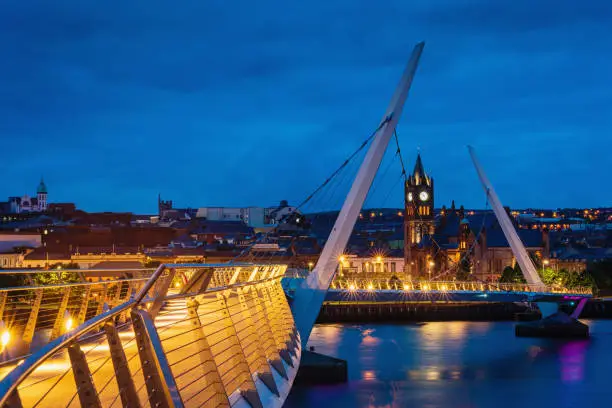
64,311,73,332
65,318,74,332
0,321,9,350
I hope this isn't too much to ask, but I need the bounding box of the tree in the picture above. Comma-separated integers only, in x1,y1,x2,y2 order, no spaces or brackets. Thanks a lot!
456,256,471,281
499,264,527,284
587,260,612,291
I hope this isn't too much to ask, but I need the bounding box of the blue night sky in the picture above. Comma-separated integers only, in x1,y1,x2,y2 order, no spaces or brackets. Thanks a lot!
1,1,611,213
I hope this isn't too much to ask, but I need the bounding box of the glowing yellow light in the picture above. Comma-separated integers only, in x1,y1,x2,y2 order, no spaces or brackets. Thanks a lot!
1,330,10,347
65,318,74,332
441,285,448,291
174,281,181,288
348,284,356,291
543,259,550,266
428,261,435,267
403,284,410,291
367,283,374,291
422,284,429,291
308,262,314,267
376,256,382,263
339,256,345,263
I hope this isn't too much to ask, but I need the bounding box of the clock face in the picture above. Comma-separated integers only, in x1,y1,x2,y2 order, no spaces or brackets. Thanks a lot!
419,191,429,201
407,192,413,202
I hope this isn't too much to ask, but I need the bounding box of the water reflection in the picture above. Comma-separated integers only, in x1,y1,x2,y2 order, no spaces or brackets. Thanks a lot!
361,328,381,347
559,340,587,383
288,321,612,408
419,321,469,343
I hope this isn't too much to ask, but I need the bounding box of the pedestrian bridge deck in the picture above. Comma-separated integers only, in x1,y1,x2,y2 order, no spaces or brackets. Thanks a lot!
0,264,300,408
285,278,592,304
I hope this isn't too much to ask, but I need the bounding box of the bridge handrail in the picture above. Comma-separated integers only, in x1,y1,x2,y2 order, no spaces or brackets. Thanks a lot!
0,263,167,406
0,267,156,275
0,262,289,406
330,278,593,296
0,276,150,293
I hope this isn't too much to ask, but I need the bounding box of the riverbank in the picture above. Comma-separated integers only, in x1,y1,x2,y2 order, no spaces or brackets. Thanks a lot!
316,299,612,323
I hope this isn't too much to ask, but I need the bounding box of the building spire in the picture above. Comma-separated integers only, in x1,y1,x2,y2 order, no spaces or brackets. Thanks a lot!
413,153,425,178
37,177,47,194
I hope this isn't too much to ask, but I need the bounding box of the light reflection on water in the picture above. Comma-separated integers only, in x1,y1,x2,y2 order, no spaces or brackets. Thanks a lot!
286,320,612,408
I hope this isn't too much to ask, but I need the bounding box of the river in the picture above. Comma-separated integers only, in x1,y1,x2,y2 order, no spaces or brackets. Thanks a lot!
285,319,612,408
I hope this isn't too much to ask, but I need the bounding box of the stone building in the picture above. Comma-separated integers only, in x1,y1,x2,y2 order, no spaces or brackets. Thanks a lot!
403,154,548,281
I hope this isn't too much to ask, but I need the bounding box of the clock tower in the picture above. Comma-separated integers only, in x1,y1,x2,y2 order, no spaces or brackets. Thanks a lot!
404,153,435,278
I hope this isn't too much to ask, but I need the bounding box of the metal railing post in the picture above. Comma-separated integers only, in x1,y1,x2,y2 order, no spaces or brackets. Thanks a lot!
4,390,22,408
185,299,229,406
149,268,176,319
22,289,43,349
103,321,141,408
95,284,109,317
131,308,183,408
76,286,92,326
50,287,72,339
67,343,102,408
0,293,6,323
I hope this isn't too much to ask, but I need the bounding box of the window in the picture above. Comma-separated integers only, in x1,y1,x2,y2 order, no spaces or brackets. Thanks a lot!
391,262,396,273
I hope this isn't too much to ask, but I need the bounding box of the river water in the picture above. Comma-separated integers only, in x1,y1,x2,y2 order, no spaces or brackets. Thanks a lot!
285,320,612,408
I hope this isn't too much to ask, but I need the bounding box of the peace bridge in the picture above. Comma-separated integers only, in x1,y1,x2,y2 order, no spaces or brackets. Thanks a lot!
0,42,594,407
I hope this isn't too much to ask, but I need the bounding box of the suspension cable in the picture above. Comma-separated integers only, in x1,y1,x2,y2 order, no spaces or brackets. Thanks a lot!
230,115,394,263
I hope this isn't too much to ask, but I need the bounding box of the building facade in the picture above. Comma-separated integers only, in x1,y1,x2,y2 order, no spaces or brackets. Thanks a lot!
403,154,547,281
404,154,435,278
6,179,48,214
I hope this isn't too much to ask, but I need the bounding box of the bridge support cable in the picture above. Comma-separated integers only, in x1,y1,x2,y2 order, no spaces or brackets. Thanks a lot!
292,42,425,347
468,146,545,289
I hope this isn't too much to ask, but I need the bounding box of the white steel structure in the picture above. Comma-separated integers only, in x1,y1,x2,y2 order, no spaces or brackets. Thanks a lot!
292,42,425,346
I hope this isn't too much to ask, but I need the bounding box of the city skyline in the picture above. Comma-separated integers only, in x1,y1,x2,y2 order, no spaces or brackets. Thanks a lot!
2,1,611,213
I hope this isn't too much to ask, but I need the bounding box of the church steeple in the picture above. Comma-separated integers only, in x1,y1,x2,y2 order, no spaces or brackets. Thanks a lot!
410,153,431,186
37,177,47,194
36,177,48,212
413,153,424,179
404,152,435,278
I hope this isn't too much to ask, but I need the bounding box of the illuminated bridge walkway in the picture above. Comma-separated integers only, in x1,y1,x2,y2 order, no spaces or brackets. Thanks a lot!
284,277,592,304
0,264,300,408
326,279,592,303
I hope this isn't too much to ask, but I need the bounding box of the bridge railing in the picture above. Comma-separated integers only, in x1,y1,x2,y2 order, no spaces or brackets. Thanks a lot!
0,268,156,363
0,263,300,408
329,279,593,296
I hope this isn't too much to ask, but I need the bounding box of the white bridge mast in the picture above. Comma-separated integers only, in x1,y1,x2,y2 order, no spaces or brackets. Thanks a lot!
468,146,545,288
292,42,425,346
